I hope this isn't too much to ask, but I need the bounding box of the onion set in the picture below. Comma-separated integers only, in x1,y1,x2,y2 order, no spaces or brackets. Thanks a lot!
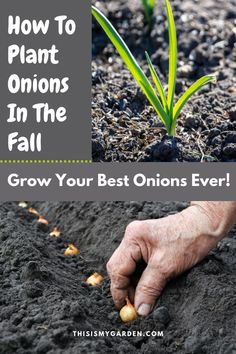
49,228,61,237
37,216,49,225
64,244,79,256
119,297,138,322
86,272,104,286
18,201,28,208
28,207,40,217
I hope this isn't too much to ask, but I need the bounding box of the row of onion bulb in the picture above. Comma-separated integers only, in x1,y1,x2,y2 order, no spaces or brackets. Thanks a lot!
18,202,138,322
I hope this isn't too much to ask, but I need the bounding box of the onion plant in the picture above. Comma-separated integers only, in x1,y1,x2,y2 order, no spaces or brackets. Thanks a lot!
142,0,156,24
92,1,215,136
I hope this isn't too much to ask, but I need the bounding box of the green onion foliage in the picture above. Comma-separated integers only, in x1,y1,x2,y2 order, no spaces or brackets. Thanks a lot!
92,1,215,136
142,0,156,23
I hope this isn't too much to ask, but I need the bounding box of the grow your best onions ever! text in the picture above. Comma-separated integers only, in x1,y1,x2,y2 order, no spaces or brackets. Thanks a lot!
7,172,231,189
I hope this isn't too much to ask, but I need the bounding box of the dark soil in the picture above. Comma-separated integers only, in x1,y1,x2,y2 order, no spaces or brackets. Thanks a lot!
92,0,236,162
1,201,236,353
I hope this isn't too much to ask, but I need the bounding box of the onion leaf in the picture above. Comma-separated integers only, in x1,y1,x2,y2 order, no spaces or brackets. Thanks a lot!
145,51,168,113
142,0,156,22
92,6,170,129
173,75,216,124
92,2,215,137
166,0,177,121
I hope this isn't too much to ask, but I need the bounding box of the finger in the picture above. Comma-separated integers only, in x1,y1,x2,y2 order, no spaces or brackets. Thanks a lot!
110,272,130,309
128,286,135,304
107,241,141,309
110,283,135,309
134,264,166,316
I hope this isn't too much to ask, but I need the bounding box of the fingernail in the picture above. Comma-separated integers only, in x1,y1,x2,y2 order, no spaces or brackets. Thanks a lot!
137,304,151,316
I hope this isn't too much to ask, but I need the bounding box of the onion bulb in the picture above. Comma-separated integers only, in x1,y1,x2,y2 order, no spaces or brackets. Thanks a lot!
119,297,138,323
49,228,61,237
86,272,103,286
28,207,40,217
64,244,79,256
18,201,28,208
37,216,49,225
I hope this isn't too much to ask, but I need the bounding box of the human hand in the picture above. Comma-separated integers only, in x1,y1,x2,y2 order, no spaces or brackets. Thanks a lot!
107,202,236,316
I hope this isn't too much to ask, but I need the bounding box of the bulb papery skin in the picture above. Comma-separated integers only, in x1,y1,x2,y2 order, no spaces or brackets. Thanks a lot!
86,272,103,286
119,298,138,322
64,244,79,256
38,216,48,225
28,207,40,217
50,228,60,237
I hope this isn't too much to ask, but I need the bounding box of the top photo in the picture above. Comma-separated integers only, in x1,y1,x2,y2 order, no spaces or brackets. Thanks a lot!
92,0,236,162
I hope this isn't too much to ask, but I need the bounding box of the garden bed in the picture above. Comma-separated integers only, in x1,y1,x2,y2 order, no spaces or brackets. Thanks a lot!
92,0,236,161
0,201,236,353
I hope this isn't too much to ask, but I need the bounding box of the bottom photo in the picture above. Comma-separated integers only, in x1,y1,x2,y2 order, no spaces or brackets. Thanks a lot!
0,201,236,354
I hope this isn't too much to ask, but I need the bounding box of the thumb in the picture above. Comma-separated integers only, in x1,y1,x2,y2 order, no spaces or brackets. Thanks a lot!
134,264,166,316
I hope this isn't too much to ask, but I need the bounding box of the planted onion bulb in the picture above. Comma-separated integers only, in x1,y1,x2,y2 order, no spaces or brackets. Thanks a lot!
49,228,61,237
86,272,103,286
120,297,138,323
28,207,40,217
18,201,28,208
37,216,49,225
64,244,79,256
